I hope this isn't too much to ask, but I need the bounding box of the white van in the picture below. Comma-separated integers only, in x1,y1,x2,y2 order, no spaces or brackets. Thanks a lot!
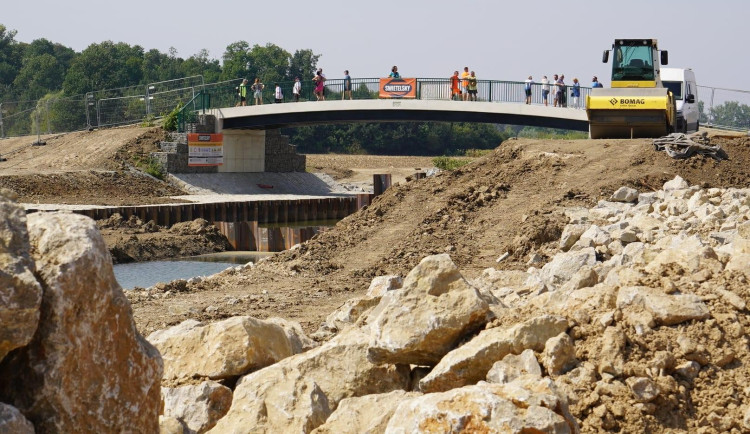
661,68,699,133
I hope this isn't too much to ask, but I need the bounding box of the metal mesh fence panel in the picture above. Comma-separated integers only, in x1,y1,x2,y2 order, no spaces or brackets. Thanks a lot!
0,100,37,138
697,86,750,131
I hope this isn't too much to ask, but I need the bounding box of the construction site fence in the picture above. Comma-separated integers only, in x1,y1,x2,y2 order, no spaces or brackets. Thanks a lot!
5,74,750,138
0,76,209,138
697,85,750,132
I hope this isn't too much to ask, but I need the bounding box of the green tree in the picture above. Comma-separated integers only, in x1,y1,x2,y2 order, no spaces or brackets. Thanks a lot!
288,49,320,82
709,101,750,129
62,41,145,95
12,38,74,100
248,43,290,85
142,48,180,83
220,41,251,81
0,24,23,97
284,122,508,155
181,49,221,83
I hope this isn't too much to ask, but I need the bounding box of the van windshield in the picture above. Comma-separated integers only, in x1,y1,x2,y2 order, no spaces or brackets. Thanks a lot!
663,81,683,100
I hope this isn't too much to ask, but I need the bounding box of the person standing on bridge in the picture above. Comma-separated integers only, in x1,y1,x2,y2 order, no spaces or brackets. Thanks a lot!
524,76,534,104
313,71,325,101
274,83,283,103
553,74,561,107
342,70,352,100
389,66,400,78
251,78,264,105
461,67,470,101
571,78,580,108
559,74,567,107
541,76,550,106
236,78,248,107
467,71,478,101
450,71,461,100
293,77,301,102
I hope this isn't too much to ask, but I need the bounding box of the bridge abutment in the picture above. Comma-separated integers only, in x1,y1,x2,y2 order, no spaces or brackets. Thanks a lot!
154,115,306,173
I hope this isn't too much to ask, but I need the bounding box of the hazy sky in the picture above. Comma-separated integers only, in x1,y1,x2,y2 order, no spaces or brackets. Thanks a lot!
3,0,747,95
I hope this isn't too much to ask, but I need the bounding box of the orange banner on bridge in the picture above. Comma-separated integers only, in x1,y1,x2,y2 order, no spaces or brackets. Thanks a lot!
379,78,417,99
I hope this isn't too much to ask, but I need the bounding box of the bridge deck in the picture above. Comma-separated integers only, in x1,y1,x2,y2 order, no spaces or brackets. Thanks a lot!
211,99,589,131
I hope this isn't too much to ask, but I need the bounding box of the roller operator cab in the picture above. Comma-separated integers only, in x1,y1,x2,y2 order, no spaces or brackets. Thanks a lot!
661,68,699,133
587,39,677,139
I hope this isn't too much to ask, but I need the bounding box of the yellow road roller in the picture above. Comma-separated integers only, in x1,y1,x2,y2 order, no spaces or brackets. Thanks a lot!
587,39,676,139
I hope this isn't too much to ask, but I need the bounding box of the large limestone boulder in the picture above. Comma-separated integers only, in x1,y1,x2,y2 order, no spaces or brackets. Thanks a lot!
386,377,578,433
419,315,568,393
366,254,490,366
311,390,419,434
610,186,639,203
266,317,316,353
162,381,233,434
540,247,597,291
0,403,34,434
0,192,42,362
0,212,162,433
208,329,410,433
365,274,402,297
148,316,295,381
486,349,542,384
322,296,381,333
160,416,185,434
541,332,578,375
616,286,709,326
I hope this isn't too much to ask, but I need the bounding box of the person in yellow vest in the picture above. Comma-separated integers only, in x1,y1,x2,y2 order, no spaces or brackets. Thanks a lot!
467,71,478,101
235,78,248,106
460,66,470,101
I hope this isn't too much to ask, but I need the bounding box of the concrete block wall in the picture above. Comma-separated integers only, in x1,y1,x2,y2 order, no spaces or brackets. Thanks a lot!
219,130,265,172
154,117,306,173
264,129,306,172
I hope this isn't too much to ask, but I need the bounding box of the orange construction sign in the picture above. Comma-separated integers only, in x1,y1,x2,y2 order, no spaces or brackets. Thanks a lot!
188,133,223,166
379,78,417,99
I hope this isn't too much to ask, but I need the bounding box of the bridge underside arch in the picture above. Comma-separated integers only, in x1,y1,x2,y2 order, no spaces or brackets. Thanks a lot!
217,101,589,132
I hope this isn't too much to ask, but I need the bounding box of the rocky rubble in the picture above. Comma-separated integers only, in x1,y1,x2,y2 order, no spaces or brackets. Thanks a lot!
0,190,162,433
154,175,750,433
3,167,750,432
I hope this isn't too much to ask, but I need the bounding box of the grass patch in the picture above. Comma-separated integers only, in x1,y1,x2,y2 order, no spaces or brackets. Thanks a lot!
133,156,165,180
433,156,471,171
462,148,494,158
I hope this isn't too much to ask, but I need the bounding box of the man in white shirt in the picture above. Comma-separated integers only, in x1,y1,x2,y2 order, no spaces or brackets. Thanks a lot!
541,76,550,106
292,77,301,102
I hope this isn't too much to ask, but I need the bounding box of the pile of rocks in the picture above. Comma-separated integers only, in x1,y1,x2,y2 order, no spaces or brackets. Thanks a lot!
0,190,162,433
3,172,750,433
152,175,750,433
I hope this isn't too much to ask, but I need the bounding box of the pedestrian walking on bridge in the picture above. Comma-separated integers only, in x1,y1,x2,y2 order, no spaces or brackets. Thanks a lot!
524,76,534,104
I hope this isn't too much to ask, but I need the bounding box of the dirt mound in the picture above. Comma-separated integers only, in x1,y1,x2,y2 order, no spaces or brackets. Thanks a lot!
99,214,232,264
127,133,750,336
0,126,185,205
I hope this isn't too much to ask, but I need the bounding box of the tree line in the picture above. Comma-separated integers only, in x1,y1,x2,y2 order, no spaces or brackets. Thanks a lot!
0,23,515,154
0,24,320,102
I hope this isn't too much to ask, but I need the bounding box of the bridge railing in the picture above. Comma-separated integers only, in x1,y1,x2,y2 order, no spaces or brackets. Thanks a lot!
175,77,591,131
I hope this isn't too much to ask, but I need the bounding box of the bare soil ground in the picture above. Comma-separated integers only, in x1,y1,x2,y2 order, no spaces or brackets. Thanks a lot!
125,131,750,336
4,125,750,432
0,126,185,205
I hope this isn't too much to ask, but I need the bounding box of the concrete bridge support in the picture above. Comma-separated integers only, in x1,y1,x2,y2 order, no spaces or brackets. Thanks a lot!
153,115,305,173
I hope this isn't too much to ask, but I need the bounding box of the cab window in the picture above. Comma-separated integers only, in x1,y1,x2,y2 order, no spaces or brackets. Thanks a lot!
663,81,683,100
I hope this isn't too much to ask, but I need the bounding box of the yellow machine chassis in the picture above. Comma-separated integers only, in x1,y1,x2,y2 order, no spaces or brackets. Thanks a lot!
586,88,675,139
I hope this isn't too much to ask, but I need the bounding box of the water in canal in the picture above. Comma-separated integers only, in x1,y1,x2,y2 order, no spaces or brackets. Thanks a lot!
113,252,271,290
